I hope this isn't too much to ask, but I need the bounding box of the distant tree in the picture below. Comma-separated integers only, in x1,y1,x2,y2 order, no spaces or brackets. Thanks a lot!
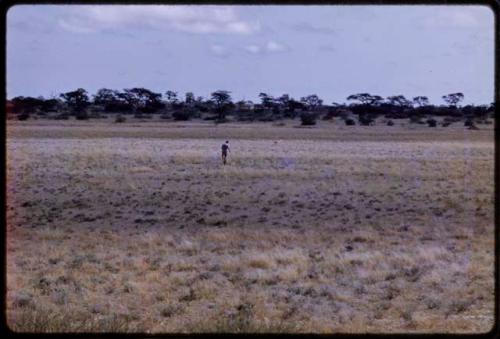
323,102,341,120
93,88,118,106
284,99,304,119
165,90,178,105
259,93,275,110
211,90,232,121
300,94,323,111
10,96,45,115
442,93,464,107
185,92,195,106
387,95,412,108
93,88,131,112
278,94,290,107
60,88,90,118
488,102,495,118
115,91,138,112
123,88,164,113
412,96,429,107
347,93,383,106
347,93,381,124
40,98,61,112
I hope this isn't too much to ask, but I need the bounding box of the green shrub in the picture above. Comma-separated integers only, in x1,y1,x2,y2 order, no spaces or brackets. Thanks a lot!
426,118,437,127
75,111,89,120
344,118,356,126
172,110,192,121
300,112,317,126
115,115,126,123
17,113,30,121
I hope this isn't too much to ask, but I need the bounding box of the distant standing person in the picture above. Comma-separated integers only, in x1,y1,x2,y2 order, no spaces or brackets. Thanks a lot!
221,140,230,165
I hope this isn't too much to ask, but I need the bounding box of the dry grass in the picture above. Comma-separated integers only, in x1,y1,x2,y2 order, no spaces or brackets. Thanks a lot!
5,120,494,333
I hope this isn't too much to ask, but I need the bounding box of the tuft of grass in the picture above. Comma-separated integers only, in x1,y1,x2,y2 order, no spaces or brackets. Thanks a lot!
187,303,304,333
9,306,136,332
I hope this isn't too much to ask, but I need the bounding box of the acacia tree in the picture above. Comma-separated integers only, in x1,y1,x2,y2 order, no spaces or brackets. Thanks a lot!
412,96,429,107
123,88,163,113
387,95,412,108
60,88,90,118
442,93,464,107
347,93,383,125
165,90,178,106
185,92,195,106
211,90,232,121
93,88,117,106
300,94,323,111
347,93,383,106
259,93,275,110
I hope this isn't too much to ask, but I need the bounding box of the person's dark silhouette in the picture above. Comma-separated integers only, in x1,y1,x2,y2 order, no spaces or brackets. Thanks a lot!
221,140,230,165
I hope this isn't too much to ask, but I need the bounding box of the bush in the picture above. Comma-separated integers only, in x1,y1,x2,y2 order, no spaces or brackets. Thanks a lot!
88,112,100,119
17,113,30,121
172,110,192,121
160,114,171,120
426,118,437,127
409,115,424,124
344,118,356,126
464,119,474,127
442,116,460,126
75,111,89,120
358,114,375,126
387,120,394,126
257,115,276,122
115,115,126,123
300,112,317,126
53,113,70,120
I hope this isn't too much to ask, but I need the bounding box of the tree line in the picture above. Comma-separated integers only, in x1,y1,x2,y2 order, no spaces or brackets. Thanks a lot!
7,88,495,128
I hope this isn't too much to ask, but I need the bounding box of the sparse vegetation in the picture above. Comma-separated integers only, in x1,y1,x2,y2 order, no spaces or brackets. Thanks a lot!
6,120,494,333
6,90,495,128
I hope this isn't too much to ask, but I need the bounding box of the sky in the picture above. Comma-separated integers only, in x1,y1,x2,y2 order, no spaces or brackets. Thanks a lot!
6,5,495,105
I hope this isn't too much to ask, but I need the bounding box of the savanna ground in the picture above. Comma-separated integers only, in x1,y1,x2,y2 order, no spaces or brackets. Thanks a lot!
5,118,495,333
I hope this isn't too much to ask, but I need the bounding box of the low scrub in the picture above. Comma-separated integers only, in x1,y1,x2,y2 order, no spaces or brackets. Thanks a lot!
426,118,437,127
115,115,126,123
300,112,317,126
344,118,356,126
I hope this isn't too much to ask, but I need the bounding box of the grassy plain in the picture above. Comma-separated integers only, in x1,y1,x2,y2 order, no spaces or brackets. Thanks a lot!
5,119,495,333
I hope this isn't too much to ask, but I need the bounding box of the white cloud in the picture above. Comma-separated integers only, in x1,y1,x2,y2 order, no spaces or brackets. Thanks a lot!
58,5,260,35
210,44,229,57
243,41,289,55
244,45,261,54
266,41,287,52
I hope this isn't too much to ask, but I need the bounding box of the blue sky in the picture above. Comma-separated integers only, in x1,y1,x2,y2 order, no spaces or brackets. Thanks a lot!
6,5,495,105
